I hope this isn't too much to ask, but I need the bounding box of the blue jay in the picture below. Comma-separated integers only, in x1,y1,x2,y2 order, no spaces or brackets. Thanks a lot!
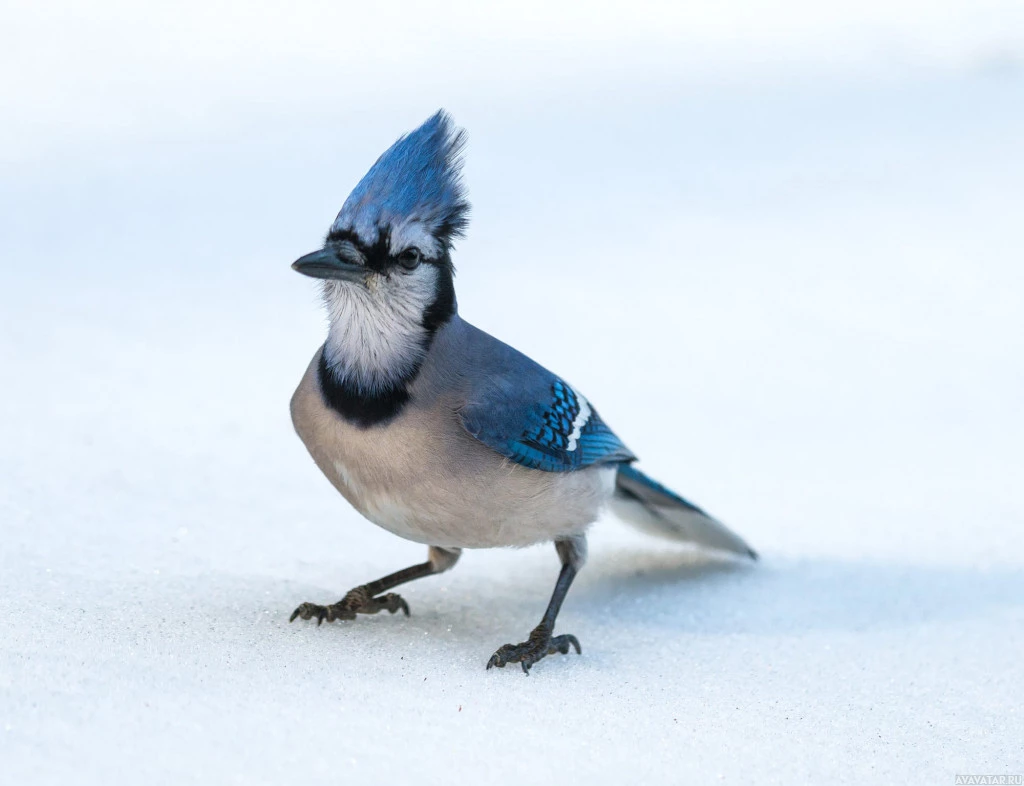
288,111,756,673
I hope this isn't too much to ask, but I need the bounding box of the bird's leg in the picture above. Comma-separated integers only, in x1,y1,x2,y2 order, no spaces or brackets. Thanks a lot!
487,535,586,675
290,546,460,625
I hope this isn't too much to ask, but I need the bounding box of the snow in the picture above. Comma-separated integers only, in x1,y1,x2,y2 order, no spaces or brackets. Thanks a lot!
2,2,1023,783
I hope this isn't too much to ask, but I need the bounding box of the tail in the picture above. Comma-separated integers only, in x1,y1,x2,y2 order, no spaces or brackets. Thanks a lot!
610,464,757,560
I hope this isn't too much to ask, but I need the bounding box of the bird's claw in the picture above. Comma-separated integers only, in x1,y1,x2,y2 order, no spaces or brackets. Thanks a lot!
486,626,581,674
289,588,410,625
289,601,331,624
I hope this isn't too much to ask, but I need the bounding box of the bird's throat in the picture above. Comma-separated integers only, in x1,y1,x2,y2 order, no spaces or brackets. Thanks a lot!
317,271,456,427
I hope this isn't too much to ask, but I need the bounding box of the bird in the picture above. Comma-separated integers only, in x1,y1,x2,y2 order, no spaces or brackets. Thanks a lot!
287,110,756,674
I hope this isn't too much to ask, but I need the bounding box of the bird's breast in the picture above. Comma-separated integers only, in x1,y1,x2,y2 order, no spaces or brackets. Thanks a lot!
290,349,616,548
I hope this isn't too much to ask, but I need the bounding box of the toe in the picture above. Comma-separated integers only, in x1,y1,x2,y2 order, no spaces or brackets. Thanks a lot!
549,634,581,656
486,645,515,670
289,602,333,624
379,593,410,616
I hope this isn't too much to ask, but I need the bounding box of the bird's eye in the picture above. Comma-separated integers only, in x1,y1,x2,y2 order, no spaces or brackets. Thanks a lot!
396,248,422,270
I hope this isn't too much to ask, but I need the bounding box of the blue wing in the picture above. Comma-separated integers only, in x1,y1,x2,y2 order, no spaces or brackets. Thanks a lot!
456,326,636,472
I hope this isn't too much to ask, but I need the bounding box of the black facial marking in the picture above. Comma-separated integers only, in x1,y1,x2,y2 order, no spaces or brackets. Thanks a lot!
326,226,456,276
326,227,392,272
422,252,456,332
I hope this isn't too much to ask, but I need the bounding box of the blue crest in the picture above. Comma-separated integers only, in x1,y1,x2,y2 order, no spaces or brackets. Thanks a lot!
332,111,470,249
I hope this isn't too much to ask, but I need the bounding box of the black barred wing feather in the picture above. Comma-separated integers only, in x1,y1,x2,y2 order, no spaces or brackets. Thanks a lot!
459,377,636,472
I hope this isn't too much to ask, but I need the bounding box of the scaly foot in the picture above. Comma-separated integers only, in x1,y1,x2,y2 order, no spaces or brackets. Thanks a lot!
289,585,409,625
486,624,581,674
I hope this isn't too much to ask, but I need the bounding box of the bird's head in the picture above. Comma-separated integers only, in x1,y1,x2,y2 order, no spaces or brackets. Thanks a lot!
292,111,469,393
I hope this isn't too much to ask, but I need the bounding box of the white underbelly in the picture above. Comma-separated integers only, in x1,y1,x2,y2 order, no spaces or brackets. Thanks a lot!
331,458,616,549
333,458,434,542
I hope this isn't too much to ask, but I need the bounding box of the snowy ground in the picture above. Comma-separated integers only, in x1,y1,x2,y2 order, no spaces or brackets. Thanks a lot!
3,2,1024,783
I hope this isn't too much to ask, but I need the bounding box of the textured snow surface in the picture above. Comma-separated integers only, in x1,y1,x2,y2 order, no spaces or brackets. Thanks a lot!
2,3,1024,783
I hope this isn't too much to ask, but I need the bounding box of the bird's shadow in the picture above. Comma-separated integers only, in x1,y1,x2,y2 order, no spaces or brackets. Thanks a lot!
568,547,1024,636
410,547,1024,643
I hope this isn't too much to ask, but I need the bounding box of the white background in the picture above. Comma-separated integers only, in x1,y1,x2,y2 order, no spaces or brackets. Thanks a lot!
2,1,1022,783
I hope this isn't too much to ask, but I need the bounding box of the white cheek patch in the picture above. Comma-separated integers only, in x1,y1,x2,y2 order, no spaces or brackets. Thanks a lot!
389,220,443,258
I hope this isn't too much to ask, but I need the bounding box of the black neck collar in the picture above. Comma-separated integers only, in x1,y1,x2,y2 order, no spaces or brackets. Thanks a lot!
317,351,412,428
